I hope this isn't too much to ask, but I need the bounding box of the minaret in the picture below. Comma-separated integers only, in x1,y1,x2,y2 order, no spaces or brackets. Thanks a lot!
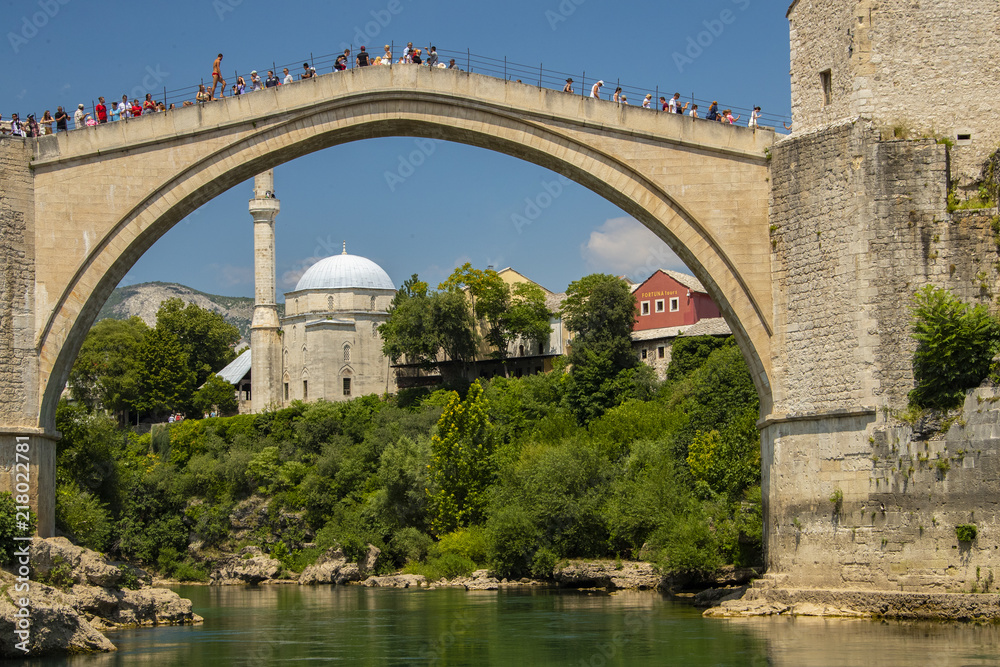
249,170,282,412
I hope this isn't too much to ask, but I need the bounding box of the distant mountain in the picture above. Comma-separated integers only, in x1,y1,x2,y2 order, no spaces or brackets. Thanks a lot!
96,282,284,344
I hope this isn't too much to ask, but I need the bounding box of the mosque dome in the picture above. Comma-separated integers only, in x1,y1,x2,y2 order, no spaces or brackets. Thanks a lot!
294,252,395,292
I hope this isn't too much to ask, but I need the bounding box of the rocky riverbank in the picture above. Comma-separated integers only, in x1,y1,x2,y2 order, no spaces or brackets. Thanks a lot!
701,575,1000,620
0,537,201,658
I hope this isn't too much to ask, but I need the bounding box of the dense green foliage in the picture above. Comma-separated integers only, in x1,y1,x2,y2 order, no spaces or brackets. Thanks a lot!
909,286,1000,409
53,328,761,581
380,266,552,369
560,274,641,422
67,300,240,422
0,492,36,564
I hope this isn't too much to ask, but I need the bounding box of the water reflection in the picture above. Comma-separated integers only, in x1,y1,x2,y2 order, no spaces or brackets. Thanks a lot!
23,585,1000,666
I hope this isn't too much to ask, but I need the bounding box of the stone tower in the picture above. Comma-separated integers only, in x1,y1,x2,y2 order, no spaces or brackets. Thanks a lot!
249,170,282,412
787,0,1000,187
759,0,1000,593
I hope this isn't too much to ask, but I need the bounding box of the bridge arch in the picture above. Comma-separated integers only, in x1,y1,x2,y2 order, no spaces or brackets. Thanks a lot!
29,66,774,430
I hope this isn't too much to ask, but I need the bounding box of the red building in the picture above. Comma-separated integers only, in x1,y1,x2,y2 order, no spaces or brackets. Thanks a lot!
632,270,720,331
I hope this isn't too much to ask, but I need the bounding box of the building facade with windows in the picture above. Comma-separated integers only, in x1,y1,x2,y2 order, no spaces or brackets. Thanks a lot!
630,269,728,379
632,269,721,330
278,251,398,403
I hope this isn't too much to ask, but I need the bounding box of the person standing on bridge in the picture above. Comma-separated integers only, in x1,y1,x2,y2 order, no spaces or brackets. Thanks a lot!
706,101,719,121
282,68,293,85
265,71,279,88
250,70,263,91
96,97,108,124
688,104,699,118
642,94,652,109
54,106,68,132
73,104,90,129
356,46,370,67
612,86,622,103
563,78,574,93
748,106,761,129
426,46,439,67
210,54,227,99
591,80,603,99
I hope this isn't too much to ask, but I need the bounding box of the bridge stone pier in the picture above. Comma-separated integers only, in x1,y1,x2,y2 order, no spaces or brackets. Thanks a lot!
3,0,1000,602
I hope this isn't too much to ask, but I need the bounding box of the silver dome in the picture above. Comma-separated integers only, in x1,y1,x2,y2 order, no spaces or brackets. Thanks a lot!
294,253,395,291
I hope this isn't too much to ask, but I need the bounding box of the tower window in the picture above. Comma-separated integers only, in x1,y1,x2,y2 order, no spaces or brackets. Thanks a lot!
370,296,377,311
343,377,352,396
820,69,832,106
641,349,648,360
303,380,308,400
284,383,289,401
655,299,665,313
641,301,650,316
669,297,680,312
344,345,351,362
658,346,665,358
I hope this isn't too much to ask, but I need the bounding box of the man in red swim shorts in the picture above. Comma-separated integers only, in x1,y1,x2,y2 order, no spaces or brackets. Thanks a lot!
210,53,227,99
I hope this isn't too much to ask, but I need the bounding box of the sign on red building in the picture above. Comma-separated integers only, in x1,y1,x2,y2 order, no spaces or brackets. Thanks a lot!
632,270,720,331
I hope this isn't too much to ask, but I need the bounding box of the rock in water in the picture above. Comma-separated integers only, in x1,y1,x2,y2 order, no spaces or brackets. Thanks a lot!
209,548,282,585
0,537,200,658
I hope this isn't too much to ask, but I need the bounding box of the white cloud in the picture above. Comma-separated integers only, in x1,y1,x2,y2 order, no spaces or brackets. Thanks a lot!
279,256,323,290
580,217,687,282
210,263,253,288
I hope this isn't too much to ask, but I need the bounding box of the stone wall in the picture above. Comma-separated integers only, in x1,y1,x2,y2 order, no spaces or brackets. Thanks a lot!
765,118,1000,591
788,0,1000,185
0,140,37,426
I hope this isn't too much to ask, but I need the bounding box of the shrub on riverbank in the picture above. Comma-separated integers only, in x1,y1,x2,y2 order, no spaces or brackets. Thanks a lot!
50,335,761,581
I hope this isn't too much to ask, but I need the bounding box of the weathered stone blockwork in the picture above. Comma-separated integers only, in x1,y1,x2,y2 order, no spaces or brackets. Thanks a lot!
788,0,1000,185
765,118,1000,591
0,141,37,426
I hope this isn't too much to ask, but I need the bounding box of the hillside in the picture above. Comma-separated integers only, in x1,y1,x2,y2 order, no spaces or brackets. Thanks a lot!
96,281,284,343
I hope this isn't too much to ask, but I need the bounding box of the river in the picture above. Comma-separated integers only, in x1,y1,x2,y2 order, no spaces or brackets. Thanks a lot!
25,585,1000,666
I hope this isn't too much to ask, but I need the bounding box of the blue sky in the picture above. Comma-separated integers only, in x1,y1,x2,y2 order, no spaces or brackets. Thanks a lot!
3,0,792,299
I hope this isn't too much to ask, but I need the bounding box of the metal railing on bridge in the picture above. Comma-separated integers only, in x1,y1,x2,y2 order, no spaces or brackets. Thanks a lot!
8,43,792,136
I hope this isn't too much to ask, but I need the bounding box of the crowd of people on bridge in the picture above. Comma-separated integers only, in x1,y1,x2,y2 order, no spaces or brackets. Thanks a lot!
0,42,773,137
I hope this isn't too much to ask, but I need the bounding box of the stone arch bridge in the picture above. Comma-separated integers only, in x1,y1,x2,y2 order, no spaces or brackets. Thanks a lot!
2,64,776,451
6,62,994,599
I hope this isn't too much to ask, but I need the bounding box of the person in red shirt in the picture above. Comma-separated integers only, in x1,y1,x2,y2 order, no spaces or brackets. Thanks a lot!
95,97,108,124
143,94,156,113
131,100,143,117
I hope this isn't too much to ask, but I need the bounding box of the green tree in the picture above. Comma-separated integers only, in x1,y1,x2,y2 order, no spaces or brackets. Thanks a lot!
909,285,1000,409
68,317,149,418
134,327,196,419
380,274,442,368
441,264,551,362
429,289,478,363
560,274,638,421
193,373,239,416
155,298,241,387
429,381,495,535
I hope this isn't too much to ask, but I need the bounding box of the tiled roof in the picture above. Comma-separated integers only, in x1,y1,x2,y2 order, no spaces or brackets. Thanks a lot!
678,317,731,337
659,269,708,294
631,326,685,342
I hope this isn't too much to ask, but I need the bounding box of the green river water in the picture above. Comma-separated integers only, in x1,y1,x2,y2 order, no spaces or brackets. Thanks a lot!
24,585,1000,666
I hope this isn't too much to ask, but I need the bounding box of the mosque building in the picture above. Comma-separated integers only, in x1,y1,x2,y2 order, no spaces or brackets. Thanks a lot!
217,170,397,412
